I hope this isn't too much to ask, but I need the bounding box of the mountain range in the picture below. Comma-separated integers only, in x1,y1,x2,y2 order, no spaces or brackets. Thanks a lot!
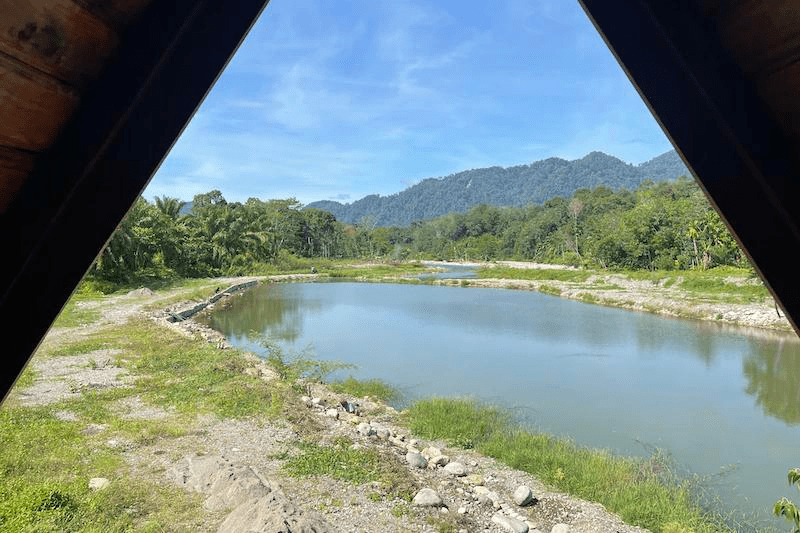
305,150,690,227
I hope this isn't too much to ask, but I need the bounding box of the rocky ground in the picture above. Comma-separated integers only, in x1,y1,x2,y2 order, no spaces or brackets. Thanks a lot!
7,277,657,533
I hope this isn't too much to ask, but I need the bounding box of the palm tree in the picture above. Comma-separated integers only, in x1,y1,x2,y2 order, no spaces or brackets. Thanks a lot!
154,196,186,221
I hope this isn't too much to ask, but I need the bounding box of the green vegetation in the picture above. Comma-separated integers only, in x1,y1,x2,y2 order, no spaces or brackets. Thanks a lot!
774,468,800,532
404,398,735,533
86,177,756,290
329,376,400,403
282,442,384,484
478,266,592,282
0,406,204,532
305,150,688,227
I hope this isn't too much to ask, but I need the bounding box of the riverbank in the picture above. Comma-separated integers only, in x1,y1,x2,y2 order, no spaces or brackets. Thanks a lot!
411,261,793,333
0,277,746,532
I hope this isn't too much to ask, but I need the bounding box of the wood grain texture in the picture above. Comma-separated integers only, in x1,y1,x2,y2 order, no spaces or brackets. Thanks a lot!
0,53,79,151
0,0,119,87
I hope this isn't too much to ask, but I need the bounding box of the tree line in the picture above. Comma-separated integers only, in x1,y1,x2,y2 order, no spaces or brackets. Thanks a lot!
88,176,748,284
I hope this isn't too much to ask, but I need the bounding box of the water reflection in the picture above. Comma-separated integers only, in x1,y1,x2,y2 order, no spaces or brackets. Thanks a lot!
201,284,321,342
744,335,800,425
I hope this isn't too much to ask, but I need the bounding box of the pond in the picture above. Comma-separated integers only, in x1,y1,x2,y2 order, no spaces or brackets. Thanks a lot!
202,278,800,525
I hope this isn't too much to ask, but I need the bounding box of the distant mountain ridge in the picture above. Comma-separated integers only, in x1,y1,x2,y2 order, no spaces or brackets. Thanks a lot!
306,150,690,227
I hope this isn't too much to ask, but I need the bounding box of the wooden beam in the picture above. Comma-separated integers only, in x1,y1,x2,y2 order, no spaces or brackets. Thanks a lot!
0,0,270,402
579,0,800,334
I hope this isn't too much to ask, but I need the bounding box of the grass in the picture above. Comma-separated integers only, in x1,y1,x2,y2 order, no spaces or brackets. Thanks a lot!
324,261,433,280
0,406,204,532
478,266,593,282
282,442,385,484
330,376,400,403
403,397,738,533
52,301,102,328
282,441,416,500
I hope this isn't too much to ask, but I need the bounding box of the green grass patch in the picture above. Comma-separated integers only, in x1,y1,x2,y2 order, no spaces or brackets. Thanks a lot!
403,397,508,449
325,261,433,280
403,398,735,533
52,302,102,328
578,292,599,304
94,319,283,420
0,405,205,532
478,266,592,282
330,376,400,403
538,284,562,296
44,337,113,358
282,442,385,484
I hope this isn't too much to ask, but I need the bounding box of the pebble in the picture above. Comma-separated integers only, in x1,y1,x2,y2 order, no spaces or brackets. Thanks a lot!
88,477,110,491
551,525,570,533
412,488,443,507
463,473,485,486
443,461,467,476
457,506,467,514
406,451,428,469
325,408,338,419
492,512,529,533
513,485,534,506
431,455,450,466
422,446,442,459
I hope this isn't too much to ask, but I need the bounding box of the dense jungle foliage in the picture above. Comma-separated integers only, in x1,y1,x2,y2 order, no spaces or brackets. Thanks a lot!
88,176,746,285
305,150,689,226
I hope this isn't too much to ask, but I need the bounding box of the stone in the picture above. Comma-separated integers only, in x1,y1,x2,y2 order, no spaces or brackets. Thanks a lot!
88,477,110,491
311,397,323,406
356,422,374,436
406,451,428,469
422,446,442,459
457,506,467,514
412,488,443,507
513,485,534,506
375,427,391,439
551,525,570,533
324,408,338,419
443,462,466,476
492,512,529,533
300,395,311,405
462,473,484,486
431,455,450,466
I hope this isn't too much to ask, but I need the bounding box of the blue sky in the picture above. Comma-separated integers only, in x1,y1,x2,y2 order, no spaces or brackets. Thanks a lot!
144,0,674,205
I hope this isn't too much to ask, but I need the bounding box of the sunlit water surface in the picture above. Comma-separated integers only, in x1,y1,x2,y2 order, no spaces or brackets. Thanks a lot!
203,277,800,525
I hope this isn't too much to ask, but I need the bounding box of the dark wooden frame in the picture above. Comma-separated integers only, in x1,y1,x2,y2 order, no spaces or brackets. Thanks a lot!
0,0,270,401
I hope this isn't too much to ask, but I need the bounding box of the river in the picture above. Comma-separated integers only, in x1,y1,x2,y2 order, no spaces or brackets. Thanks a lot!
202,275,800,526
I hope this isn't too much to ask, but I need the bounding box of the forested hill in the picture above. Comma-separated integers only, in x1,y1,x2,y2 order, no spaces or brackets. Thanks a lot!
306,150,689,227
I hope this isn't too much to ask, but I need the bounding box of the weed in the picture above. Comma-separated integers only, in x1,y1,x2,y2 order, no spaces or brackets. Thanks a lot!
282,442,384,484
478,266,592,282
403,397,736,533
538,284,562,296
330,376,400,403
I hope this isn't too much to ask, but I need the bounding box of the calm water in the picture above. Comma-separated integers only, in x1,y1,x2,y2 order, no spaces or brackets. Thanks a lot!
204,279,800,524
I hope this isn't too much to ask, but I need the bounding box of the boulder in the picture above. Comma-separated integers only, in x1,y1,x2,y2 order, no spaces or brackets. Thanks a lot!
492,512,529,533
412,488,443,507
443,461,467,476
513,485,534,506
406,451,428,468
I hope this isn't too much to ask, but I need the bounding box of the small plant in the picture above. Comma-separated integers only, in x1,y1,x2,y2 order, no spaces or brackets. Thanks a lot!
774,468,800,532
